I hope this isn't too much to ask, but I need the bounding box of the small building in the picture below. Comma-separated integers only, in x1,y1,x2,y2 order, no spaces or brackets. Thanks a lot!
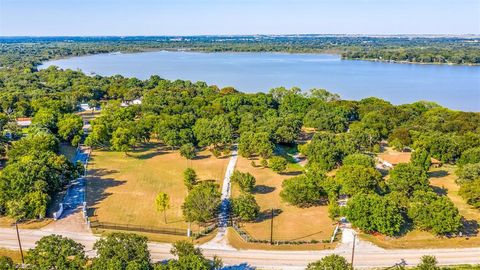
120,99,142,107
79,103,94,111
378,152,441,169
16,117,32,128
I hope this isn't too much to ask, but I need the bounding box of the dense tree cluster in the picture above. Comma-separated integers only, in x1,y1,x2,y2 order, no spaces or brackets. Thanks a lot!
4,233,222,270
342,47,480,64
0,132,81,220
456,163,480,209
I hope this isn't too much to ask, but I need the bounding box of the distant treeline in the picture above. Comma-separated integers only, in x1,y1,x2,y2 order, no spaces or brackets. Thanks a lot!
342,47,480,65
1,35,480,68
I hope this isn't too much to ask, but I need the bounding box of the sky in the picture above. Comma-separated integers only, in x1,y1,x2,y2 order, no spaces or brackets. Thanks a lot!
0,0,479,36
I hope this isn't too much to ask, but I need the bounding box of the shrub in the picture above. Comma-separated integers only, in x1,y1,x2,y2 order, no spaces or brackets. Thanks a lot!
269,156,287,173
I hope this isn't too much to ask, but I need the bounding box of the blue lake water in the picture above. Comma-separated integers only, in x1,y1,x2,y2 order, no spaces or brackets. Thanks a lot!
40,51,480,111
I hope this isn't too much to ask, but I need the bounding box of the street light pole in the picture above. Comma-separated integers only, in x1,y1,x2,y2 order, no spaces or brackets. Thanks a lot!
15,222,24,264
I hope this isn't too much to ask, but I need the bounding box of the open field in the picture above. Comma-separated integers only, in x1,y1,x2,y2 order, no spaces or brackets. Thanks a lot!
86,142,230,234
361,165,480,249
231,156,336,244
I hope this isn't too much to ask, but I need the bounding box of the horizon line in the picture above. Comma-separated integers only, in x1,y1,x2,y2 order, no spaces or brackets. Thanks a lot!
1,34,480,38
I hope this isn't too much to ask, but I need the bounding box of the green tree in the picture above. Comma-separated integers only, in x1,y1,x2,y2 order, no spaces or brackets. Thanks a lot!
57,113,84,146
25,235,86,270
269,156,287,173
345,193,404,236
0,256,15,270
193,115,233,149
408,191,462,235
306,254,352,270
231,193,260,221
456,162,480,184
32,107,59,132
154,240,222,270
110,127,137,154
459,178,480,208
336,165,381,195
155,192,170,223
180,143,196,160
388,128,412,150
182,182,221,223
238,131,273,159
92,233,151,270
388,163,429,197
183,168,197,191
280,175,327,207
457,147,480,166
416,255,439,270
342,153,374,167
302,132,356,171
411,149,431,171
7,131,58,162
231,170,256,193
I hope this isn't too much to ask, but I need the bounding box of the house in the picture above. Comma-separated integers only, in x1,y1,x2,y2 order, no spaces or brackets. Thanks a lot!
120,99,142,107
378,151,441,169
16,117,32,128
79,103,93,111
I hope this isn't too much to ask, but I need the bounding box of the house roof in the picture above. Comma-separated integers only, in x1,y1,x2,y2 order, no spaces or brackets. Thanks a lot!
378,152,441,166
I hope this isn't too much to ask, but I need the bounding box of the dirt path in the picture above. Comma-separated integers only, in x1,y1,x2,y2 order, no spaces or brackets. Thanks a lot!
202,146,238,250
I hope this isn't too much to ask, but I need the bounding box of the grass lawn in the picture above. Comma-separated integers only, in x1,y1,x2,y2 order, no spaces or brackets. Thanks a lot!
361,165,480,249
86,142,230,235
231,156,336,244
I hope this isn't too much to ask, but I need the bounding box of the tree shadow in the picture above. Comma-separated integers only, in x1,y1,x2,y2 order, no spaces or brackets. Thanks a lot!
88,168,120,177
134,150,168,160
253,208,283,223
461,218,479,237
280,170,303,176
192,154,211,160
253,185,275,194
221,264,256,270
430,185,448,196
429,170,449,178
86,169,127,216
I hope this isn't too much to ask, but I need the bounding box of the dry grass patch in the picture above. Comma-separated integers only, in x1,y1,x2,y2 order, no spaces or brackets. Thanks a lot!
86,142,229,233
0,248,23,263
0,217,52,229
361,164,480,249
92,228,217,244
232,156,336,243
227,228,336,251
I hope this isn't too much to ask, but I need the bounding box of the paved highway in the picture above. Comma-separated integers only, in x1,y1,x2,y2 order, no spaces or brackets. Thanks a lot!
1,227,479,269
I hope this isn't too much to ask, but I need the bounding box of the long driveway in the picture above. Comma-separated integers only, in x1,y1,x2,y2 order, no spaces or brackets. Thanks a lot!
202,146,238,250
1,227,480,269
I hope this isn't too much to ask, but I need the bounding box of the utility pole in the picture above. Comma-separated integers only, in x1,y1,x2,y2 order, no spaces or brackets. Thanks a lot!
15,222,24,264
350,233,356,266
270,208,274,245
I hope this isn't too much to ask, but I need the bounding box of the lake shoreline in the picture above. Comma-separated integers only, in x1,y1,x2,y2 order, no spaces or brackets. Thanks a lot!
39,51,480,112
